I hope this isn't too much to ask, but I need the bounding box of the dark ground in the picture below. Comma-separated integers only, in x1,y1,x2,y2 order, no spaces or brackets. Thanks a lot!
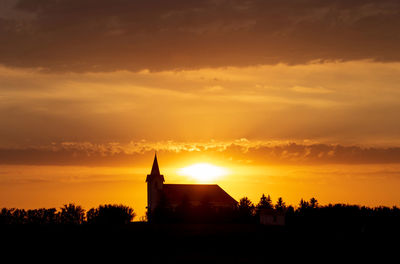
1,223,398,263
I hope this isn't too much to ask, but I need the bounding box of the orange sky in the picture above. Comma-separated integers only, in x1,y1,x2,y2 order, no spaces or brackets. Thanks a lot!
1,0,400,218
1,160,400,218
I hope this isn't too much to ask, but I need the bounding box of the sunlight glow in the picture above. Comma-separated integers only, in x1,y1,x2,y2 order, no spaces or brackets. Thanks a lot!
177,163,228,182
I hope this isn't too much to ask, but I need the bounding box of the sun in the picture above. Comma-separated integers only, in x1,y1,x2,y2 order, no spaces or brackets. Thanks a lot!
177,163,228,182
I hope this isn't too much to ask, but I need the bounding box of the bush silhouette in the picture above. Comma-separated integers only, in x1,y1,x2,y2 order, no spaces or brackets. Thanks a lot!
27,208,58,224
59,204,85,225
0,208,15,224
87,204,135,224
11,209,28,224
0,208,58,224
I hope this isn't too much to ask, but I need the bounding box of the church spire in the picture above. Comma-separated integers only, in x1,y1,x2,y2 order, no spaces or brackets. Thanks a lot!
150,152,160,175
146,152,164,215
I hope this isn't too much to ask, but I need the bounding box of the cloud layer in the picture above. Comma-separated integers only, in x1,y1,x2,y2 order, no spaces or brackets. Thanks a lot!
1,61,400,147
1,140,400,166
1,0,400,72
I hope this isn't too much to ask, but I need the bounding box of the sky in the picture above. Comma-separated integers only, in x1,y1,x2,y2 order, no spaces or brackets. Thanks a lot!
1,0,400,218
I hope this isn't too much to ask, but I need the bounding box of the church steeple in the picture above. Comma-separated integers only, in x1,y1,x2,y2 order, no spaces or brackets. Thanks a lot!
150,153,160,175
146,152,165,217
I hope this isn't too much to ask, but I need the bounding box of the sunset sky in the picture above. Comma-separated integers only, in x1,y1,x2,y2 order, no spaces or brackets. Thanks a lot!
1,0,400,218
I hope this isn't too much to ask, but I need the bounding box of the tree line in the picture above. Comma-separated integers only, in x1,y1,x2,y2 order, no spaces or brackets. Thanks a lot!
237,195,400,232
2,195,400,232
150,193,400,232
0,204,135,225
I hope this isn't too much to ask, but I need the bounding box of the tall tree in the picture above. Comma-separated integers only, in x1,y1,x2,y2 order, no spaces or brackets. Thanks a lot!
238,197,255,222
257,194,273,209
299,199,310,210
310,197,319,208
275,197,286,211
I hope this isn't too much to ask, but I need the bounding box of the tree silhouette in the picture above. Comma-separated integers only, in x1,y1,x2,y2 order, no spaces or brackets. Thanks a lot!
59,204,85,224
86,208,97,223
256,194,273,209
86,204,135,224
12,209,27,224
275,197,286,212
309,197,318,208
299,199,310,211
25,208,57,224
0,208,14,224
238,197,255,222
1,208,59,224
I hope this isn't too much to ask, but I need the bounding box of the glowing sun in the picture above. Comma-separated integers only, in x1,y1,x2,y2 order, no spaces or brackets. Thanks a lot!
177,163,228,182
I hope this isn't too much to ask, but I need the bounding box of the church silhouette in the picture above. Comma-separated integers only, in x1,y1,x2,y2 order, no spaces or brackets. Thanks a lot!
146,154,237,221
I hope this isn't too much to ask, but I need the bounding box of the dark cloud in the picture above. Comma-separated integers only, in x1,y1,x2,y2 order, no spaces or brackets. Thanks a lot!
1,0,400,72
1,142,400,166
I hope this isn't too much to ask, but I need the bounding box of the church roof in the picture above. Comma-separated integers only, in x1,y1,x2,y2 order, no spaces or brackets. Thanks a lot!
163,184,237,207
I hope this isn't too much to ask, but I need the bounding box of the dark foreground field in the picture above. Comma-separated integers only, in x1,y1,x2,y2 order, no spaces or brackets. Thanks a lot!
2,223,399,263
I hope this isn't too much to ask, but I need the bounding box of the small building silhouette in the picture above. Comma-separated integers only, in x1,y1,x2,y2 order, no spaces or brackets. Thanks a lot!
146,154,237,219
259,208,285,226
